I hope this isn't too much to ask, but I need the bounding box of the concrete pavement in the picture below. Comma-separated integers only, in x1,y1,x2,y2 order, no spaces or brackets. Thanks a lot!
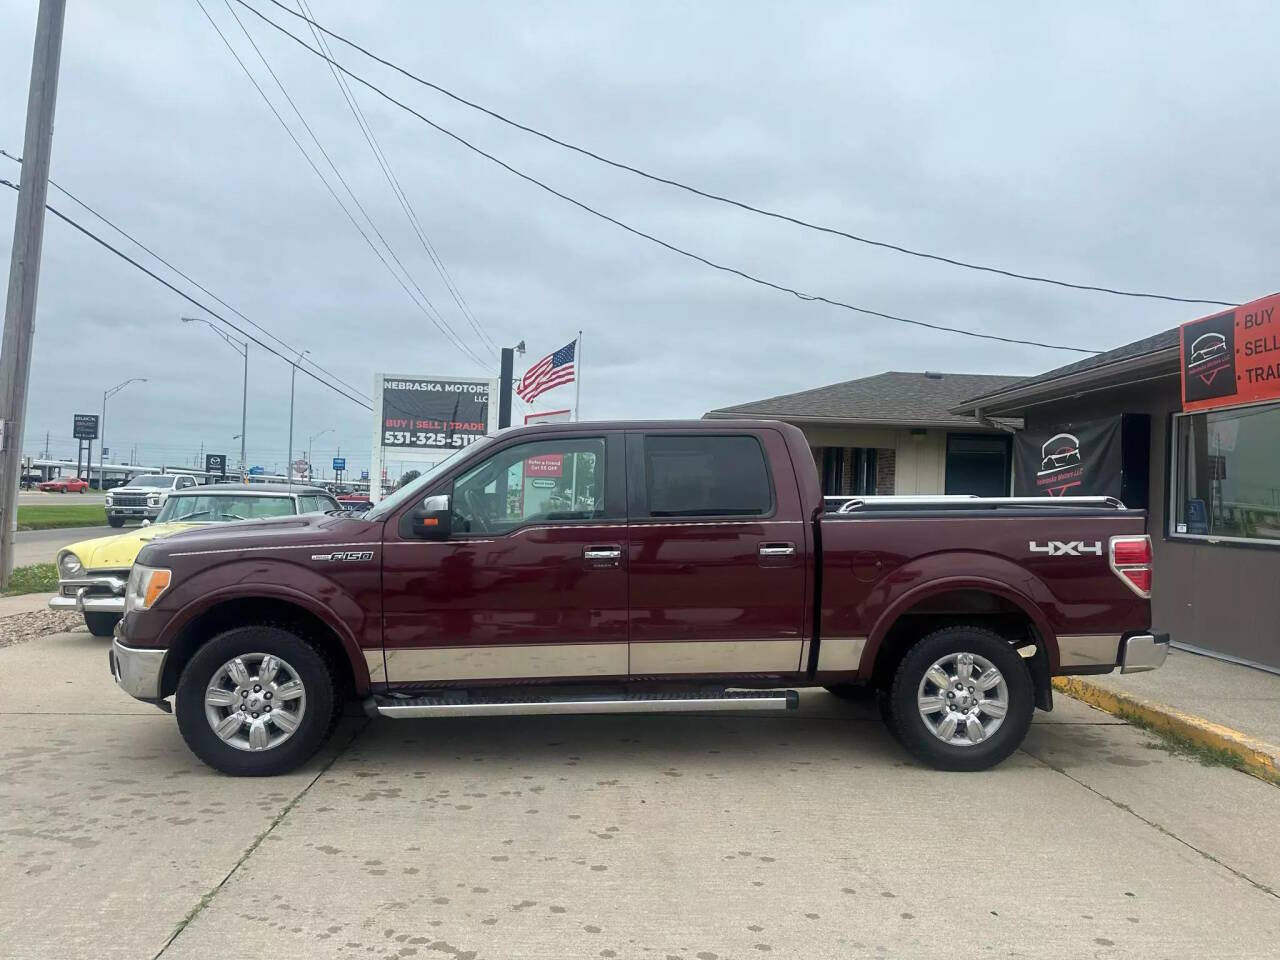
13,524,116,567
2,630,1278,960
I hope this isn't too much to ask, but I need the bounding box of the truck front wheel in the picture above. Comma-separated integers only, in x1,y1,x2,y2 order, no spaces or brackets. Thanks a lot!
175,625,340,776
886,625,1033,772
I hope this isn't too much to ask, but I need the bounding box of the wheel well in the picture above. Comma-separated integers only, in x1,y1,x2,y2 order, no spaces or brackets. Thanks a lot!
869,590,1053,710
159,597,357,701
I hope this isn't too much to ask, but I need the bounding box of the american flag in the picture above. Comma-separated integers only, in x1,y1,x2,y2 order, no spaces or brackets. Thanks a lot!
516,339,576,403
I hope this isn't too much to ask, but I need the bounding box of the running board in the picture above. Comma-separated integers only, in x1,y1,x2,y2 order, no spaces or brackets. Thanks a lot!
367,689,799,719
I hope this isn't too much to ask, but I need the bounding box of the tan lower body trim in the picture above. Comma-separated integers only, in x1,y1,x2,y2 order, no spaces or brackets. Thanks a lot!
816,636,867,672
1057,634,1122,669
365,650,387,683
629,639,803,674
383,642,628,682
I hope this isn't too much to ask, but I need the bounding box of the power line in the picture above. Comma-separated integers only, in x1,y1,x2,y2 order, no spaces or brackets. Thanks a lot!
0,148,370,403
0,178,372,410
211,0,488,369
248,0,1236,311
226,3,1100,354
294,0,500,359
193,0,488,371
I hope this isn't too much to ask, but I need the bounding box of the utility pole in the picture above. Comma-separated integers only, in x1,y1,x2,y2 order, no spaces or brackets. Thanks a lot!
498,340,525,430
287,349,309,487
0,0,66,587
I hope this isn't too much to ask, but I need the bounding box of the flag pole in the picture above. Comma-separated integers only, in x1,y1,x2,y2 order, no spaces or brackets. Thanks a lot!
574,330,583,421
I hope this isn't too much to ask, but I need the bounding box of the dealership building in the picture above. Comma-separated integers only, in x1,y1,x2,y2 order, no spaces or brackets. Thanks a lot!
956,293,1280,672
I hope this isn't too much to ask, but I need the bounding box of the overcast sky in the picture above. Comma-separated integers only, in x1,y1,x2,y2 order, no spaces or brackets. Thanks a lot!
2,1,1276,479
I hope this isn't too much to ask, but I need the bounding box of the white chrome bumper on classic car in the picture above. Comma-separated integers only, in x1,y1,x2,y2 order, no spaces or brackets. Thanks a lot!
47,574,128,614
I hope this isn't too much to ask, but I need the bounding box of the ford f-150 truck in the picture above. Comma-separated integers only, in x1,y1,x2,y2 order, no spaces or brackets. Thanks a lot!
108,420,1167,776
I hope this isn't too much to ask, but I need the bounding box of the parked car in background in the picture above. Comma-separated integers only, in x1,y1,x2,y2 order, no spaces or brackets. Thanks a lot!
104,473,199,527
53,483,340,637
335,494,373,512
38,475,89,493
107,420,1166,776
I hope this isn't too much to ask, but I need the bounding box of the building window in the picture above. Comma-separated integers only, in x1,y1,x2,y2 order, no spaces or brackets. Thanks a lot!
1171,401,1280,546
814,447,877,496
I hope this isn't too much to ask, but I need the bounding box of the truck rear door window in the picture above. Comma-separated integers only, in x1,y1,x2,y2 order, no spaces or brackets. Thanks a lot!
642,435,772,517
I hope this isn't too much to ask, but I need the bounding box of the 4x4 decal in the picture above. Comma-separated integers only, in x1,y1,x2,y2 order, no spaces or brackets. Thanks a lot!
1029,540,1102,556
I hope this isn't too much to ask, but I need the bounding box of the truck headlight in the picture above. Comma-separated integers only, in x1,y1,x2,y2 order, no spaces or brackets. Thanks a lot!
125,564,172,613
147,495,161,506
57,551,83,578
104,494,113,506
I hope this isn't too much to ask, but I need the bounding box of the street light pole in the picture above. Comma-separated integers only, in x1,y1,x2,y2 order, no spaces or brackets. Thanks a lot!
307,428,333,482
287,349,309,486
181,317,248,474
100,377,147,489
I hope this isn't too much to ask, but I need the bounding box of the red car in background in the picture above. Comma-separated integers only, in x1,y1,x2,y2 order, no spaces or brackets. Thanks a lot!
38,476,90,493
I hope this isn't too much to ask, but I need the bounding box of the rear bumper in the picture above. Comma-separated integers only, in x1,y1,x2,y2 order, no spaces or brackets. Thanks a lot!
109,636,167,702
1120,632,1170,674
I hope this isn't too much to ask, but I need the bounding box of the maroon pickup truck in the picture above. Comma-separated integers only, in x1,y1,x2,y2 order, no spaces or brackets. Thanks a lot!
109,420,1167,776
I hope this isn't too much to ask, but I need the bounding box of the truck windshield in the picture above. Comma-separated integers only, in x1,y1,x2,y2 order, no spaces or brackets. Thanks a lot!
126,476,177,488
365,437,494,520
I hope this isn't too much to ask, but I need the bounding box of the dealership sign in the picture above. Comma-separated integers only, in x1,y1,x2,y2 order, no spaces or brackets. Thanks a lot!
378,375,493,450
1181,292,1280,412
72,414,99,441
1014,417,1123,498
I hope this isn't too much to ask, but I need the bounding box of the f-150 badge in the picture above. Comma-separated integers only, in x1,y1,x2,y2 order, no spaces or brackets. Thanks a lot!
311,551,374,562
1029,540,1102,556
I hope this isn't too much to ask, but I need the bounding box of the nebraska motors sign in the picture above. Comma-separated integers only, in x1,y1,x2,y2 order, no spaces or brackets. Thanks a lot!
1181,292,1280,412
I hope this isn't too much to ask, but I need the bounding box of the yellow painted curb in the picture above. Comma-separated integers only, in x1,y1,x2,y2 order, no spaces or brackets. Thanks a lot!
1053,676,1280,786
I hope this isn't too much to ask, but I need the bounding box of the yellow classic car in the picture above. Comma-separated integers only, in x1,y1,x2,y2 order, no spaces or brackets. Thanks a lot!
51,483,340,636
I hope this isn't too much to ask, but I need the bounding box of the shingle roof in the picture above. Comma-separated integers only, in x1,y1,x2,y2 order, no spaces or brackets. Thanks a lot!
953,327,1180,413
705,371,1022,426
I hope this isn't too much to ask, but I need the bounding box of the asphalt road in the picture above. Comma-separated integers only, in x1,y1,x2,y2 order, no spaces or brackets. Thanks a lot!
13,525,117,567
1,626,1277,959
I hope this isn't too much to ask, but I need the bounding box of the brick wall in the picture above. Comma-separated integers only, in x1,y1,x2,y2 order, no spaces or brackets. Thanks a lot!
875,448,895,494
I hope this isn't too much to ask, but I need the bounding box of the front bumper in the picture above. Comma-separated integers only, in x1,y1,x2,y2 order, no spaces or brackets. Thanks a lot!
106,505,160,519
1120,632,1170,674
109,636,168,702
48,575,127,614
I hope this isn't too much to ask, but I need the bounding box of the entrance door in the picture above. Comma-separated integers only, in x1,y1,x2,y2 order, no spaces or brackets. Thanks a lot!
625,430,808,676
945,433,1012,497
380,432,628,685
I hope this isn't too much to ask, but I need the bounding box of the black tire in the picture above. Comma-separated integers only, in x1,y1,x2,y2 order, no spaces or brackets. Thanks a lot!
107,517,125,528
83,612,121,637
175,625,340,776
886,625,1033,772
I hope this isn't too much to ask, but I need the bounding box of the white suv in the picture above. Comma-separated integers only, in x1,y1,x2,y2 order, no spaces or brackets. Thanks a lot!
104,474,199,527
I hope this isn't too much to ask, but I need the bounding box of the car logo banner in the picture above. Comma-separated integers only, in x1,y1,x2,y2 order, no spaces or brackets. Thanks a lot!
1013,416,1123,498
1181,291,1280,412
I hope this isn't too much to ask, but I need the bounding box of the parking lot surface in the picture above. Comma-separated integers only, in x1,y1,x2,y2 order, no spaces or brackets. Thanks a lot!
2,627,1277,959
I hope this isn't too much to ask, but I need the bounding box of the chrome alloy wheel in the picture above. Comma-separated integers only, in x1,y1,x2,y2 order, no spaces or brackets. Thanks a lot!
915,651,1009,746
204,653,307,752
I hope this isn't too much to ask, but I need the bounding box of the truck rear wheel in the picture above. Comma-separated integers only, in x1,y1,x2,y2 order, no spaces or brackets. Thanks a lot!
175,625,340,776
886,625,1033,772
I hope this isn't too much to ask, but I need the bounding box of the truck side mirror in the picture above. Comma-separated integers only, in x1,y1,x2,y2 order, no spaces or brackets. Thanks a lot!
411,494,452,540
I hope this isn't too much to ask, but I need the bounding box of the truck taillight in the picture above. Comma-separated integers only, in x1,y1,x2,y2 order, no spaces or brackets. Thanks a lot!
1109,535,1152,598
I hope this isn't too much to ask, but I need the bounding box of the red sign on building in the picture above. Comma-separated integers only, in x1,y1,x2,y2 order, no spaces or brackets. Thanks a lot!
1181,292,1280,412
524,454,563,478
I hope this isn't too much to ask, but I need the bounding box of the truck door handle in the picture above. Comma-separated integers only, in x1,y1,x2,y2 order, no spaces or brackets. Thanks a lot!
758,542,797,557
583,545,623,566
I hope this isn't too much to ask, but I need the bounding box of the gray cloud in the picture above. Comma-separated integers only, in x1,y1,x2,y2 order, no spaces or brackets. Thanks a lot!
2,0,1274,479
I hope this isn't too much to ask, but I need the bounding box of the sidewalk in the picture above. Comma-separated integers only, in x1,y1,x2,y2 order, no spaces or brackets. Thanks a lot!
0,592,53,617
1056,647,1280,785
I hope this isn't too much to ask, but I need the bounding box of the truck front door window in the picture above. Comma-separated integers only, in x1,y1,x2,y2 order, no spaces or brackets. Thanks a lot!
452,438,606,534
